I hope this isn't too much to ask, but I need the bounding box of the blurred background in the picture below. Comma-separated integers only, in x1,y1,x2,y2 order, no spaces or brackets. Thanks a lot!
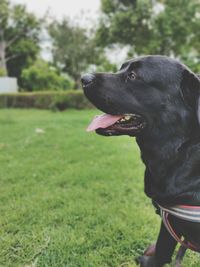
1,1,200,267
0,0,200,97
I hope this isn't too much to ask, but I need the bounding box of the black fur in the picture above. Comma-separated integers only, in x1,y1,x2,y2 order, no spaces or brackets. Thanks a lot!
82,55,200,266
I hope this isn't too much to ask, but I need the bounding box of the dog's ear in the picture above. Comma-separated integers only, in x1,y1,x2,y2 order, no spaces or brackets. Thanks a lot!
181,69,200,124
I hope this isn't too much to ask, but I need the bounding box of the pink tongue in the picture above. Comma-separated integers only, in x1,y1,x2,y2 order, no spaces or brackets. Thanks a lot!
87,114,123,132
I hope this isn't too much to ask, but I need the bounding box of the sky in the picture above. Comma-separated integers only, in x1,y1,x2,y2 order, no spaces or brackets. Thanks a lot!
11,0,101,27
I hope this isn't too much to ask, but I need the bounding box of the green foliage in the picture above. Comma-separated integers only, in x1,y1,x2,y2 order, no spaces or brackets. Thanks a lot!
7,38,40,82
21,60,74,91
0,109,200,266
0,90,93,110
0,0,41,80
96,0,152,48
94,56,117,73
97,0,200,69
0,68,6,77
150,0,200,56
48,19,108,87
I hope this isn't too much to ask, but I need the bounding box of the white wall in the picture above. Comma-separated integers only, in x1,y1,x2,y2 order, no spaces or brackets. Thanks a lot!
0,78,18,93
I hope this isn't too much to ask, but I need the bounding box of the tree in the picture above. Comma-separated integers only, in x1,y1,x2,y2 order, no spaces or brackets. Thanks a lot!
49,19,105,88
0,0,41,78
96,0,152,48
96,0,200,71
21,59,74,91
151,0,200,71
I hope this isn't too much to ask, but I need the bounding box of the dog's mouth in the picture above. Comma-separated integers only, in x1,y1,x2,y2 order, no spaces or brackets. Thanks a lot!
86,113,146,136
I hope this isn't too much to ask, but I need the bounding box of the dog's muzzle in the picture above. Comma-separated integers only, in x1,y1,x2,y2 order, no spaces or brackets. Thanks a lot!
81,73,95,88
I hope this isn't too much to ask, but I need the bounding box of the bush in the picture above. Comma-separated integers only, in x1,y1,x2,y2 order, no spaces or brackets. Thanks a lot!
0,90,94,110
20,60,75,91
0,68,7,77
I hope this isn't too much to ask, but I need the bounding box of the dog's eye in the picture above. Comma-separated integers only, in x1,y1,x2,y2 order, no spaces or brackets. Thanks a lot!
128,71,136,80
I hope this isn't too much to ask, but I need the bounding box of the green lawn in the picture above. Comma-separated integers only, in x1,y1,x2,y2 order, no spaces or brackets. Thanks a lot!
0,109,199,267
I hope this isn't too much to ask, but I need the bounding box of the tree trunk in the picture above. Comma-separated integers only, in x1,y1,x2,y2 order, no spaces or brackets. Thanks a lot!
0,41,8,76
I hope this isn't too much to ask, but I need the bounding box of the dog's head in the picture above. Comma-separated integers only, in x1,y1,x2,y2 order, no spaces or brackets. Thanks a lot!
82,55,200,137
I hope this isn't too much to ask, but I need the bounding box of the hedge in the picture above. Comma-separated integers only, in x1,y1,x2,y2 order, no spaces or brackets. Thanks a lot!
0,90,94,110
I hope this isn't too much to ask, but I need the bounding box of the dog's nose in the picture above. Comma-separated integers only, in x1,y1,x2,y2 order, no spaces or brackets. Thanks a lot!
81,73,95,87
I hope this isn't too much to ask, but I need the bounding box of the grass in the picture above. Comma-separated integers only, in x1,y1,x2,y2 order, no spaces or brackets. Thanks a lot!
0,109,199,267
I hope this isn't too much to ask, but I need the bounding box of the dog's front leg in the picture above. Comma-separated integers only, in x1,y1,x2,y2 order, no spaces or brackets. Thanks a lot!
155,221,178,265
138,222,178,267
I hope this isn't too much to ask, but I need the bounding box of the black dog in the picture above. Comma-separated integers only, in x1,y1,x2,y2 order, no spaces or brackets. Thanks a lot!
82,55,200,267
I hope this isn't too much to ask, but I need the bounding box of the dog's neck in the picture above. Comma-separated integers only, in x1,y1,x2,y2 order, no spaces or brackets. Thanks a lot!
136,115,198,163
136,113,200,205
